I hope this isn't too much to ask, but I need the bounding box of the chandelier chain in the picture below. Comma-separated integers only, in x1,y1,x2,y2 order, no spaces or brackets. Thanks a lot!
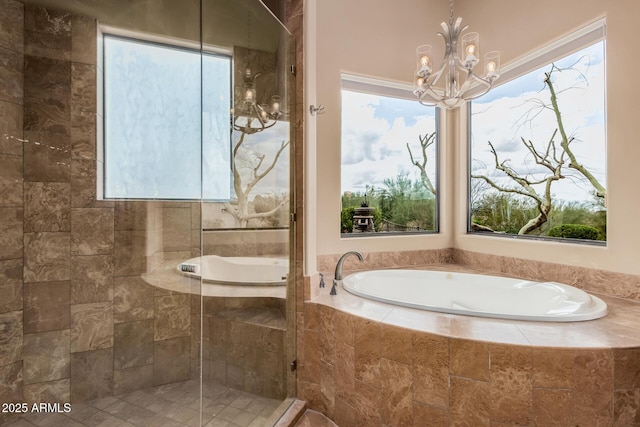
449,0,454,25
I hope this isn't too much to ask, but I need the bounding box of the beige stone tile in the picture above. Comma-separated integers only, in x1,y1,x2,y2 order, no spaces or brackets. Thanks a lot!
354,380,381,427
0,310,22,366
0,0,23,52
70,348,113,401
112,366,153,399
24,280,70,333
354,316,381,387
0,100,24,156
0,361,23,403
334,340,355,408
302,330,320,384
71,63,95,113
381,324,413,365
115,201,148,231
573,349,614,426
614,388,640,426
23,132,71,182
114,319,153,370
319,361,335,420
412,334,448,408
0,154,23,207
0,207,22,260
0,259,22,313
71,15,96,65
380,358,413,427
114,230,147,276
449,376,489,427
614,348,640,389
70,254,114,304
412,401,448,427
71,208,114,255
153,337,191,386
70,301,114,352
0,47,22,104
489,344,533,425
24,182,71,232
113,276,154,323
533,388,573,427
24,232,70,283
450,338,489,382
23,329,70,384
161,207,191,252
23,378,70,404
532,348,573,388
24,6,71,61
154,294,190,340
70,111,95,160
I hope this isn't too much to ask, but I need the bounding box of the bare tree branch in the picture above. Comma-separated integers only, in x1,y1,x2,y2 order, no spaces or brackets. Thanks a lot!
406,132,437,196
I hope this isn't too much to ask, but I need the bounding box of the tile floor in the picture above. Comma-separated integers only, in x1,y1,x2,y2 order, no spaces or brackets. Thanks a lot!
3,380,282,427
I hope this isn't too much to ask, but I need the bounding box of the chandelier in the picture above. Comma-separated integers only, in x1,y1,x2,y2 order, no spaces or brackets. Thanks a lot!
233,67,284,135
413,0,500,109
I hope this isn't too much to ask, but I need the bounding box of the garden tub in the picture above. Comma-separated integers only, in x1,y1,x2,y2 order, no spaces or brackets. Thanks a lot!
342,269,607,322
177,255,288,286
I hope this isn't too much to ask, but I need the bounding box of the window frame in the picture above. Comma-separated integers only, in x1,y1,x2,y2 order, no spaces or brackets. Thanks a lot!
99,29,234,201
340,73,441,238
466,19,607,246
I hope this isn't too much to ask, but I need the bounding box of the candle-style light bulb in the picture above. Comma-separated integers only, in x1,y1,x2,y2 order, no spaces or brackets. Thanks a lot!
417,77,424,87
486,61,496,73
245,89,254,102
420,55,429,66
466,44,476,56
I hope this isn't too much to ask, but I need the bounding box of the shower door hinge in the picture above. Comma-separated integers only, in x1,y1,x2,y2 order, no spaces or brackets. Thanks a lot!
290,65,296,75
290,360,297,372
290,213,296,223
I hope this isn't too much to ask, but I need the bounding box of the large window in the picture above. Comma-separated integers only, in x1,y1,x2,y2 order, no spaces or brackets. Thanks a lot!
469,30,606,243
103,35,232,200
341,75,438,235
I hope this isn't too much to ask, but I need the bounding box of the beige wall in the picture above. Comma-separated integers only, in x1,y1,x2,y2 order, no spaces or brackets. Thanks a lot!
309,0,640,275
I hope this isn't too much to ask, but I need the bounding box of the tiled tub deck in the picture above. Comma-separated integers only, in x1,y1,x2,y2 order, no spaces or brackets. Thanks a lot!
297,265,640,426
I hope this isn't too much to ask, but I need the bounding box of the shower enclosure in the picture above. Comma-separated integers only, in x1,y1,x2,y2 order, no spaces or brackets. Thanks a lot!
0,0,296,425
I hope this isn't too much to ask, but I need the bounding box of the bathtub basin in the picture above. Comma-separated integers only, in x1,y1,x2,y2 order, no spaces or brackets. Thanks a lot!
177,255,288,286
342,269,607,322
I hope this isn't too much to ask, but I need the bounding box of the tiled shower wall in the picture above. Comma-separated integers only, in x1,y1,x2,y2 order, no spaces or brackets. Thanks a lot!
0,1,200,418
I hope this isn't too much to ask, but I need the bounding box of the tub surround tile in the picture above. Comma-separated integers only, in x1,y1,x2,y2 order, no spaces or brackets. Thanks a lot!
354,380,381,426
0,259,23,313
319,361,335,419
450,376,490,426
70,348,113,401
532,348,573,388
70,302,113,353
489,344,533,424
0,154,23,207
0,207,23,260
380,324,413,365
449,338,489,382
334,340,355,408
380,358,413,427
614,389,640,426
23,281,70,333
614,348,640,389
23,378,70,404
24,182,70,232
302,330,320,384
23,329,69,384
413,334,449,409
23,232,70,283
413,402,448,427
532,388,574,426
70,254,113,304
573,350,614,426
0,310,23,366
353,317,381,388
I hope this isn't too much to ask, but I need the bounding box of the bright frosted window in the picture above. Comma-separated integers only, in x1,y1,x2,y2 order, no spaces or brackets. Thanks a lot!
104,35,231,200
470,40,606,242
341,86,438,234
